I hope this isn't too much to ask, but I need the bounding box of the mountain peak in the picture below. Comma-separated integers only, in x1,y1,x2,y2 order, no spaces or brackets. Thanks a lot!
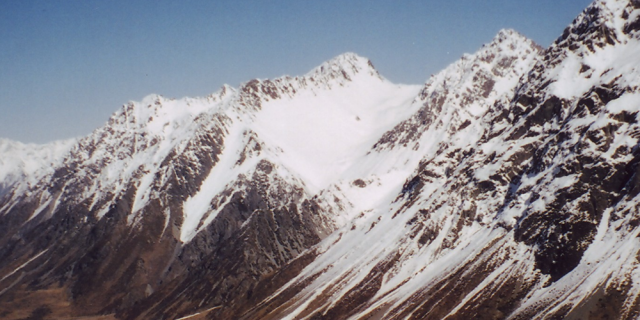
550,0,640,52
325,52,372,68
305,52,382,83
493,29,527,43
484,28,542,53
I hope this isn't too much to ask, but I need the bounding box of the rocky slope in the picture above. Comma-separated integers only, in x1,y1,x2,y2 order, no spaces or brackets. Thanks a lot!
2,0,640,319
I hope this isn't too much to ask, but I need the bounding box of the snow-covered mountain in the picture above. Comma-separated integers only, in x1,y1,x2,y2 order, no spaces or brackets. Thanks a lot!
0,138,75,195
2,0,640,319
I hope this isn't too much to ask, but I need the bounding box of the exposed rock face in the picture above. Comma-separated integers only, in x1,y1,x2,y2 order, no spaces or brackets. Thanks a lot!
2,1,640,319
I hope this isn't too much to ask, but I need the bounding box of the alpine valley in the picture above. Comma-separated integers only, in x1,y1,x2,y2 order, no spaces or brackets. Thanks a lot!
3,0,640,319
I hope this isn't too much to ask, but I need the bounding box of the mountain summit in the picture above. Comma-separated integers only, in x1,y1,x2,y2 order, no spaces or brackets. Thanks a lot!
305,52,382,83
2,1,640,319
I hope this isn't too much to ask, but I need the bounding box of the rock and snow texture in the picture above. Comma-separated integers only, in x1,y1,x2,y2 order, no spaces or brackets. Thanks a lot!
3,0,640,319
0,138,75,195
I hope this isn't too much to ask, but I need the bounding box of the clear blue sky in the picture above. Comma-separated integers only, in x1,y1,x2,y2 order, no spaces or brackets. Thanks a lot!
1,0,593,143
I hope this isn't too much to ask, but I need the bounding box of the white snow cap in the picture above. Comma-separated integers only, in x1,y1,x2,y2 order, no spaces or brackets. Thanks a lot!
492,28,535,44
0,138,75,192
306,52,382,81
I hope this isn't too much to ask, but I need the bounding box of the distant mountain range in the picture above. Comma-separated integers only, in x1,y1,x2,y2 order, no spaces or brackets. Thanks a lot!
2,0,640,319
